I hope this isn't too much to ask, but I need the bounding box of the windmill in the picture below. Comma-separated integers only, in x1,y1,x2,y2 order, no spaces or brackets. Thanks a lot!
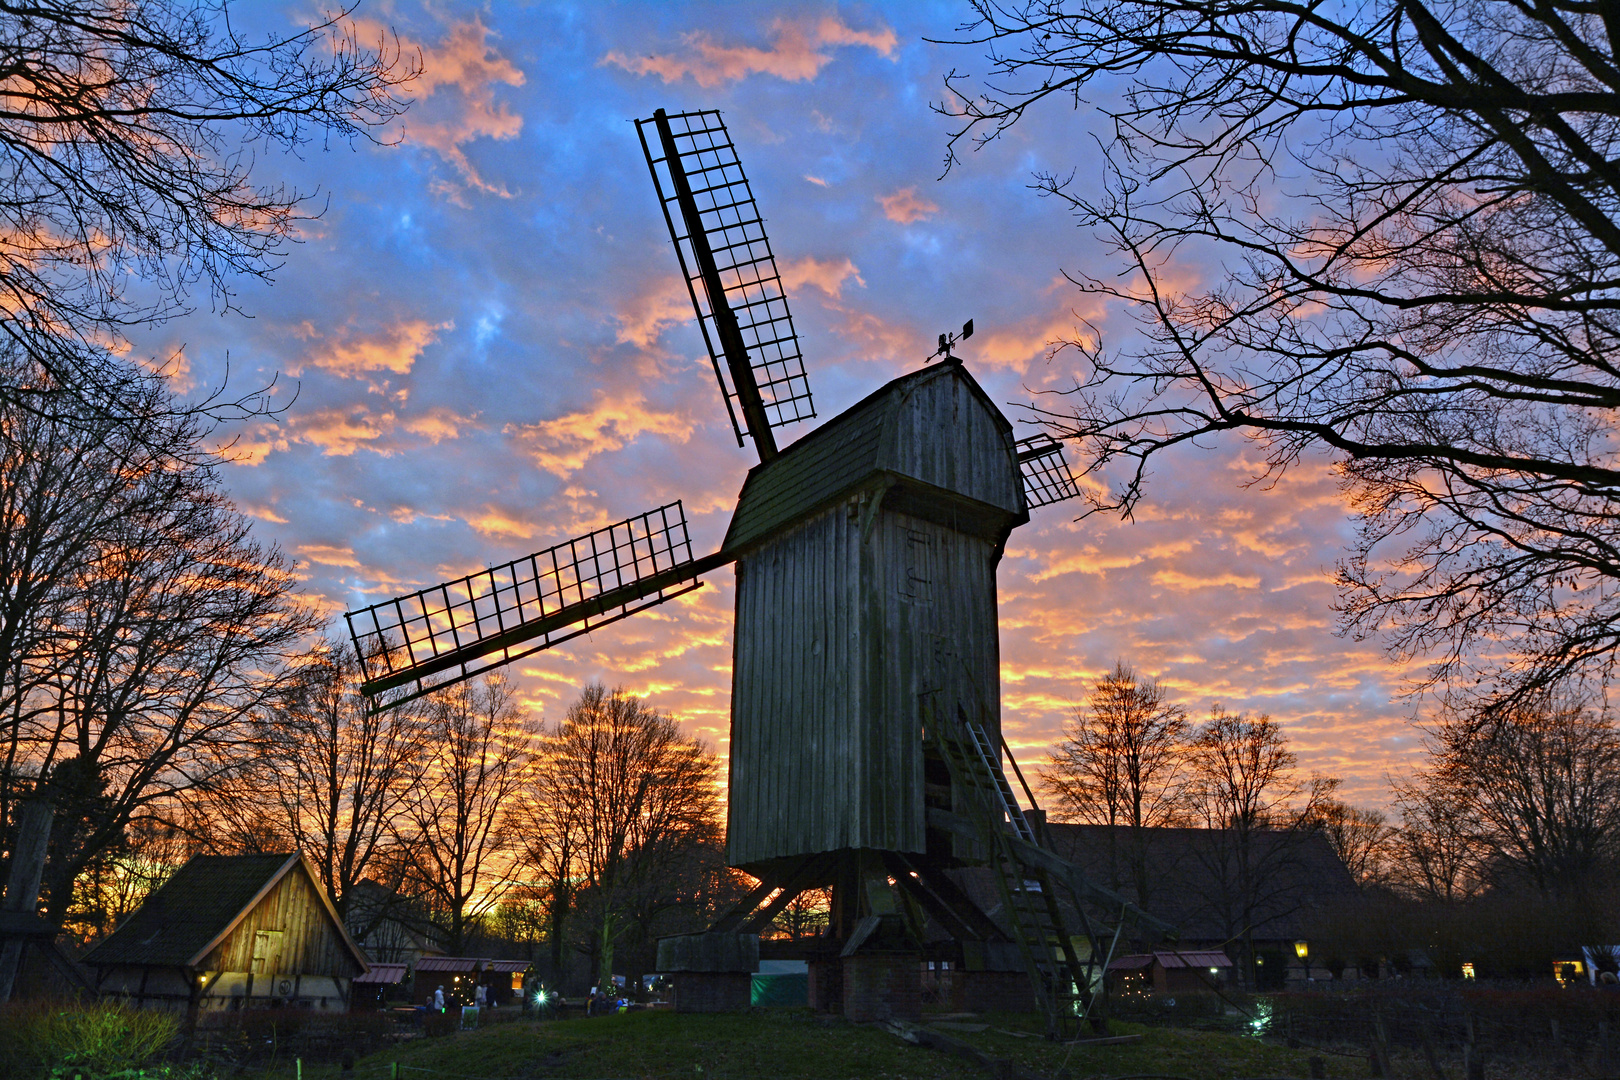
345,109,1169,1031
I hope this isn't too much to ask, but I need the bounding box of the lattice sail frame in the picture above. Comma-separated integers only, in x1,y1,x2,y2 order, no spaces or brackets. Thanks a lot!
346,503,703,707
1016,434,1083,508
636,108,815,444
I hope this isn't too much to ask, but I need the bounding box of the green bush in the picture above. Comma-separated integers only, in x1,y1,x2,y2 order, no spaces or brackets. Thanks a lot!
0,1001,178,1077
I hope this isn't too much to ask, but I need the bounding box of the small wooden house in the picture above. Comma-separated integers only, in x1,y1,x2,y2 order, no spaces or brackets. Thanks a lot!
1107,950,1233,995
723,361,1028,875
83,852,368,1019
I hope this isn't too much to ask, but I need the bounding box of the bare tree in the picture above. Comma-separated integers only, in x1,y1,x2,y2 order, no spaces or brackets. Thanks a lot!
1186,708,1332,984
1426,689,1620,895
0,370,317,922
1043,661,1189,904
1388,774,1487,903
525,683,721,995
1301,799,1396,887
0,1,414,426
396,673,532,955
938,2,1620,710
261,637,426,929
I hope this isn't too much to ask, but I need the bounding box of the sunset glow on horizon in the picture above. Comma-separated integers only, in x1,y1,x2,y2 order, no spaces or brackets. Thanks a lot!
141,3,1430,809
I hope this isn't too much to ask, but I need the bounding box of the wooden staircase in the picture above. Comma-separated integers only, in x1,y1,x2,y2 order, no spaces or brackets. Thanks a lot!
931,702,1104,1038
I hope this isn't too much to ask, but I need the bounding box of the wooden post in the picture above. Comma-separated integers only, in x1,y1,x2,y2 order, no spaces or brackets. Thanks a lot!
0,798,53,1002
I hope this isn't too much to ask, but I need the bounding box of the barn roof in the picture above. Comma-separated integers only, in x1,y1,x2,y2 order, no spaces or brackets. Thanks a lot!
723,361,1025,556
82,852,367,973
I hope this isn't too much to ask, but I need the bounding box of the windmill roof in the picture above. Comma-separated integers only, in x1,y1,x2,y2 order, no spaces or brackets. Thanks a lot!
81,852,366,973
723,361,1024,555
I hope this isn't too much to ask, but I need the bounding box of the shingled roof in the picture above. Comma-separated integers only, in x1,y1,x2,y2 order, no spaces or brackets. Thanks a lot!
722,361,1025,556
82,852,360,970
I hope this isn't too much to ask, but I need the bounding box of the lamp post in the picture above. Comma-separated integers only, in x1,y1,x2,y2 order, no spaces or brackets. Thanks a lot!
1294,940,1310,984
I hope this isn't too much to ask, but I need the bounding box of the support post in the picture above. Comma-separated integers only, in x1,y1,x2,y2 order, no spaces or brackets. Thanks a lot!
0,798,53,1002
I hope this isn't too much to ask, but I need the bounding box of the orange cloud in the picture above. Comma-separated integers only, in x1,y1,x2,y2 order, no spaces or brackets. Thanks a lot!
296,544,362,569
780,256,863,299
508,392,694,477
602,15,896,87
360,15,525,198
291,406,395,457
298,319,452,380
615,278,693,350
877,187,939,224
403,407,473,443
466,507,536,540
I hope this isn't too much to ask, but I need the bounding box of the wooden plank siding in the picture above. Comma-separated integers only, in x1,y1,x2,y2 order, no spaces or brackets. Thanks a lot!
198,863,361,980
726,362,1025,872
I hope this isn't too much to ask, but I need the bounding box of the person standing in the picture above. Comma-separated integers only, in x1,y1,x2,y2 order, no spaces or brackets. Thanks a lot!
433,985,445,1012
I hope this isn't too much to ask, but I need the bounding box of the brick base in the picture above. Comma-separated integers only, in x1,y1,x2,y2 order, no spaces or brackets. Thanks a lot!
808,957,843,1014
953,970,1037,1013
842,954,922,1023
672,972,750,1013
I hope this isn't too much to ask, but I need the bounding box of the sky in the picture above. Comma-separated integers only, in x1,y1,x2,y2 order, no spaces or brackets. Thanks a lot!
133,1,1434,808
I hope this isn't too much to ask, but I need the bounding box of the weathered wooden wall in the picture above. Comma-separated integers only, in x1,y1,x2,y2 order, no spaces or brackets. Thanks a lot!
727,364,1022,870
198,865,360,981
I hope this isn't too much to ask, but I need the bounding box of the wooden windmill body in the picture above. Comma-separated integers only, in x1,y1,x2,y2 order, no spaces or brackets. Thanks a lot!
726,360,1022,873
346,109,1169,1032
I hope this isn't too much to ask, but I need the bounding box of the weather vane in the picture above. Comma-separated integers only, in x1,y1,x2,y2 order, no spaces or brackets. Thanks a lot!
929,318,974,363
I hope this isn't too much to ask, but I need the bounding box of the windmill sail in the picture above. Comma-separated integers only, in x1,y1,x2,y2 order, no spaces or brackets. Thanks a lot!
345,502,729,708
637,108,814,460
1016,434,1083,508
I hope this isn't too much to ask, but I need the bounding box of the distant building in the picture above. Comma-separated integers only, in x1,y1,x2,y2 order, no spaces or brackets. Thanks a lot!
344,878,439,967
1108,949,1234,994
82,852,368,1020
1046,824,1360,987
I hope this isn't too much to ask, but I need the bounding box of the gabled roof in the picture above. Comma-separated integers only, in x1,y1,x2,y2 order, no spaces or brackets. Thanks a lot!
723,361,1025,555
82,852,368,973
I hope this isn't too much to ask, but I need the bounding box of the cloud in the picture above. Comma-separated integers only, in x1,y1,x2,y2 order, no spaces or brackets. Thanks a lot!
615,278,695,350
1151,568,1263,591
602,14,896,87
466,507,537,540
780,256,863,300
403,407,474,444
291,406,395,458
364,15,525,198
296,319,452,380
508,392,694,477
877,187,939,224
296,544,362,569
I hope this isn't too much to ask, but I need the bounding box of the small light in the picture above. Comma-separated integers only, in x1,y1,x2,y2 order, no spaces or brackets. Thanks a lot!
1209,967,1218,975
1461,962,1476,979
1294,941,1309,961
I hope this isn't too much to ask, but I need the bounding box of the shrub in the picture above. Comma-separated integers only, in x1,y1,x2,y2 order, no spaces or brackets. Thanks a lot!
0,1001,178,1077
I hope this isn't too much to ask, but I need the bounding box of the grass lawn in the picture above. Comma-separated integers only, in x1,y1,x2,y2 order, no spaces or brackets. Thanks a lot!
244,1009,1364,1080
